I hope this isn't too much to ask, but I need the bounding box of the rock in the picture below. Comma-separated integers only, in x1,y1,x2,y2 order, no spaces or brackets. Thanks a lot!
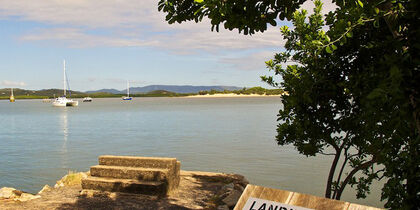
234,183,245,192
15,193,41,202
0,187,17,199
219,191,230,200
38,185,51,194
80,189,113,198
80,189,95,198
222,189,242,207
56,172,88,187
12,190,24,196
221,183,234,192
54,182,64,188
108,192,117,199
217,204,230,210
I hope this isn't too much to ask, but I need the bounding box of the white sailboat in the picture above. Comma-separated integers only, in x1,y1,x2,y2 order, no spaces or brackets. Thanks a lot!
52,60,78,107
122,80,132,100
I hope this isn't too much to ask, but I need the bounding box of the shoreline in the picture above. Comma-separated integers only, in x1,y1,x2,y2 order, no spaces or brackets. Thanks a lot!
185,93,282,98
0,94,283,101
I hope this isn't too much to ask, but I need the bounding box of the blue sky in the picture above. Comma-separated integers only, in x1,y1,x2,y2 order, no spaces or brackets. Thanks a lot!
0,0,334,91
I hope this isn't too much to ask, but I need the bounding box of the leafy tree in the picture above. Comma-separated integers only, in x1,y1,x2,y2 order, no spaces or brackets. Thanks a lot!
158,0,305,35
262,1,419,208
158,0,420,208
262,1,383,201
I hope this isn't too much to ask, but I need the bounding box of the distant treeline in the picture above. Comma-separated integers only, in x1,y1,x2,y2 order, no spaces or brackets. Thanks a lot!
198,87,285,95
0,87,284,100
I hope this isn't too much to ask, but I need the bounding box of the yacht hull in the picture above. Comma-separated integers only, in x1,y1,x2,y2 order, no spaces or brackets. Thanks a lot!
53,100,78,107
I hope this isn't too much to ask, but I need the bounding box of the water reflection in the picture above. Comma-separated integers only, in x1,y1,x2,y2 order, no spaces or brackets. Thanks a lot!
59,108,69,169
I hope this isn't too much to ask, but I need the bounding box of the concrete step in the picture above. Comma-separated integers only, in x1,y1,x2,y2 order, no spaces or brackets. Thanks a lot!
99,155,177,169
81,176,166,196
90,165,168,181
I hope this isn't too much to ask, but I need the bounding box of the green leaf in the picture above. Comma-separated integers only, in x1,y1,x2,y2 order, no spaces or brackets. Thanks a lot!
312,40,323,45
331,44,337,51
357,0,364,8
265,59,274,67
326,46,332,53
373,20,379,28
269,19,277,26
346,31,353,38
374,7,379,14
367,88,386,100
325,35,331,42
194,0,204,3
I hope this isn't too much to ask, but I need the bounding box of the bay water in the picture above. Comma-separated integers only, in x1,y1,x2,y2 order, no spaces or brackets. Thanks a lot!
0,97,383,207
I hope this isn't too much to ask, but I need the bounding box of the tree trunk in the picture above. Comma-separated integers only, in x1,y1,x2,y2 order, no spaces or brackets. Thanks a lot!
325,150,341,198
335,159,376,200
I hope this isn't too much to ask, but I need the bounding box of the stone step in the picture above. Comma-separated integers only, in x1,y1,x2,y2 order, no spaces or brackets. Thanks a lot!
81,176,166,196
90,165,168,181
99,155,177,169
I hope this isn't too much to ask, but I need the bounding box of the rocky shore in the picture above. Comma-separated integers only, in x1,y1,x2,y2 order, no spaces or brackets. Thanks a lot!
0,170,248,210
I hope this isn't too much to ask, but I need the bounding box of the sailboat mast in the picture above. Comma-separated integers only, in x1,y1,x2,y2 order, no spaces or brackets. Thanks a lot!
63,60,66,96
127,80,130,97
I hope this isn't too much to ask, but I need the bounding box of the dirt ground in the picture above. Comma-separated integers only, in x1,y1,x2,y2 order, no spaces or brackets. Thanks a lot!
0,170,247,210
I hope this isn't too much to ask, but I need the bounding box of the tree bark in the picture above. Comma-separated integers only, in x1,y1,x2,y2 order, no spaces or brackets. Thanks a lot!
325,149,341,198
332,148,349,199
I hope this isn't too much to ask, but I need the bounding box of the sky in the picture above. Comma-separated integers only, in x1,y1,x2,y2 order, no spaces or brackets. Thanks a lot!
0,0,335,91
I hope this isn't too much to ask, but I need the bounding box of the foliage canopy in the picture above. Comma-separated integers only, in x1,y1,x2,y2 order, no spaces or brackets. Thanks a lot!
159,0,420,208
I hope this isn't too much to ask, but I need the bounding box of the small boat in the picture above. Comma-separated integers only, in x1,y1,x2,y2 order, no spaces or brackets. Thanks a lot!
83,97,92,102
9,88,15,102
52,60,78,107
122,80,132,100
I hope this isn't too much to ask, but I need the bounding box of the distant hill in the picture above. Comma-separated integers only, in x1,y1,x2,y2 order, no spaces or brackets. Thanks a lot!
126,85,242,94
86,85,242,94
146,90,175,95
0,88,84,97
0,85,244,98
85,89,122,94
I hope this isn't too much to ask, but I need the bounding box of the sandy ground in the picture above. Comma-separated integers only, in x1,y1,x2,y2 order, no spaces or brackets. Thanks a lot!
0,170,247,210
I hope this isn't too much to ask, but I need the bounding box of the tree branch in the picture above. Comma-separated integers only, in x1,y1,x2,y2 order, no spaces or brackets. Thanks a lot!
335,158,377,200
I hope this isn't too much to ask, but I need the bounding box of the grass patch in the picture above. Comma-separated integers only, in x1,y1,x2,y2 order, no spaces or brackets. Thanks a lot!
58,171,85,186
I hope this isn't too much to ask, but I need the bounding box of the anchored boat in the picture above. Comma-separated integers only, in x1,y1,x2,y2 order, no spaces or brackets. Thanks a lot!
9,88,15,102
122,80,132,100
52,60,78,107
83,97,93,102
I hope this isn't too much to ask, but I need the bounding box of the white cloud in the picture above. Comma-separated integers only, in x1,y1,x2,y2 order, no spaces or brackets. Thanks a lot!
220,51,277,71
0,0,335,70
154,27,285,54
0,0,286,52
0,0,160,28
20,28,158,48
1,80,27,87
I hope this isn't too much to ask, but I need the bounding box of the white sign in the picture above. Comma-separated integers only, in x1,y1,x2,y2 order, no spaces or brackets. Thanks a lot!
243,197,314,210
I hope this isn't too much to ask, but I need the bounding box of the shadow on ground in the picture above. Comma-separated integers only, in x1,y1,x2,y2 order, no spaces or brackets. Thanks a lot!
58,192,193,210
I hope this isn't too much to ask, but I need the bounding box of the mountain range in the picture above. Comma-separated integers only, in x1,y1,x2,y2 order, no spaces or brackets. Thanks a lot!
86,85,243,94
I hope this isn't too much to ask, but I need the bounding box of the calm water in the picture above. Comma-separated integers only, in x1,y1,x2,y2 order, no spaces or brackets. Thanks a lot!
0,97,383,207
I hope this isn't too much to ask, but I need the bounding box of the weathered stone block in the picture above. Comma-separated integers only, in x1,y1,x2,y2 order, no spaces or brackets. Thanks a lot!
81,176,166,196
